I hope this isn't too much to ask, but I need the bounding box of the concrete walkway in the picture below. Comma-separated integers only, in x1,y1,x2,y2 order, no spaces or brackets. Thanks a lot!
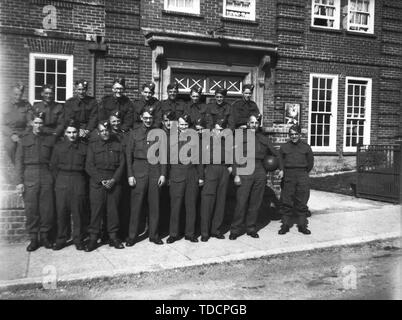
0,190,400,290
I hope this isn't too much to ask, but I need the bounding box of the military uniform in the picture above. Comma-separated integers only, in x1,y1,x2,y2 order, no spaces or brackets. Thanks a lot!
184,101,208,129
158,99,185,121
1,99,32,163
168,136,203,240
278,140,314,228
32,101,65,137
51,139,88,247
200,130,232,238
133,96,160,129
230,130,278,237
206,101,232,130
64,96,98,133
98,95,134,131
126,125,167,242
85,135,125,241
229,99,259,129
15,131,56,243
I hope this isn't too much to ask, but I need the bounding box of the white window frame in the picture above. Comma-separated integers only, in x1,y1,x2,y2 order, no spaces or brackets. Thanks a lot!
164,0,200,15
311,0,340,29
29,53,73,104
343,77,372,152
347,0,375,34
308,73,338,152
223,0,256,21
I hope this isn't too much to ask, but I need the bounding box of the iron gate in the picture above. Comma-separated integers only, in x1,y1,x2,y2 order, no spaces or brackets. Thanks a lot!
356,143,401,203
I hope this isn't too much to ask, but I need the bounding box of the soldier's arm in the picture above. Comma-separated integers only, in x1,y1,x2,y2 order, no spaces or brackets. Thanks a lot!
54,104,65,137
15,140,24,185
50,144,59,179
85,143,103,183
122,101,134,131
126,132,134,177
87,99,99,131
278,146,285,171
306,144,314,173
153,101,162,129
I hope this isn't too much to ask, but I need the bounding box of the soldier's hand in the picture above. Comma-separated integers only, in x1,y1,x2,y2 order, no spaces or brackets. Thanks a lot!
16,184,24,196
277,170,284,179
198,179,204,187
128,176,136,187
104,178,116,189
234,175,241,186
101,180,108,188
227,166,233,174
11,134,20,143
158,176,166,187
239,125,247,129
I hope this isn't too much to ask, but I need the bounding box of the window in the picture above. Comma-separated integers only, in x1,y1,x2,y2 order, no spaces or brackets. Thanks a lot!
164,0,200,14
347,0,374,33
29,53,73,104
223,0,256,21
308,74,338,152
172,72,244,95
343,77,371,151
311,0,340,29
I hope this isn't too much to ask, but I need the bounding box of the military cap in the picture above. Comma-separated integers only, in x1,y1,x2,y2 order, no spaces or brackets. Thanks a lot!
110,110,123,119
42,83,55,92
162,110,176,121
141,105,155,116
249,113,262,122
142,82,156,93
13,82,25,92
75,79,89,88
64,118,80,130
112,77,126,88
31,111,46,121
289,124,301,134
194,117,206,128
190,87,203,96
214,88,227,96
167,82,179,91
242,84,255,92
179,113,192,125
98,119,111,130
214,116,228,129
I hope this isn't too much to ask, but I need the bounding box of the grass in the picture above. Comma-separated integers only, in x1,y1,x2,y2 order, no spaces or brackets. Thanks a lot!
310,172,357,196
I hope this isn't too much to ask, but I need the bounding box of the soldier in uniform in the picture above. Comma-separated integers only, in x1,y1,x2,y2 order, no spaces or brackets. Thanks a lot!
64,79,98,140
167,114,204,243
126,106,166,246
133,82,160,129
98,78,134,132
85,120,126,251
229,114,279,240
229,84,259,129
32,84,65,137
158,82,185,121
51,119,88,251
15,112,56,251
184,87,208,132
200,117,232,241
277,124,314,235
1,83,32,164
206,88,231,130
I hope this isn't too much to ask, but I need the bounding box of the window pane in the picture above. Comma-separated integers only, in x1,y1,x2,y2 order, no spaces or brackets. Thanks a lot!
35,73,45,86
312,89,318,100
46,59,55,72
35,87,42,100
313,77,318,88
312,101,318,111
57,60,66,73
57,88,66,102
35,59,45,72
46,73,55,86
57,74,66,87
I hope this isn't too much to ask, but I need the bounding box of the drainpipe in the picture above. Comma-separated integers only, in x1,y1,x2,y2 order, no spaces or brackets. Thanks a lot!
88,36,107,98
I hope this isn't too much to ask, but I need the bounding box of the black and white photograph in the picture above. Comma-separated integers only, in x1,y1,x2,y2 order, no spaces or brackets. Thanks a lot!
0,0,401,305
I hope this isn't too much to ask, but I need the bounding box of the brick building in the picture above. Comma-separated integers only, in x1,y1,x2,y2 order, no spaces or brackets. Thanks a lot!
0,0,401,241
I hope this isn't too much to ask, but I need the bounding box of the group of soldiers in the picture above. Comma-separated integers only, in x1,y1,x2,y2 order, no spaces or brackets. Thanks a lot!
1,78,314,253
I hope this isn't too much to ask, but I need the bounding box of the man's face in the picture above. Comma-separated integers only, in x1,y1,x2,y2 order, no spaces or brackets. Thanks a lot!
247,116,259,132
243,89,252,102
42,88,54,104
65,126,78,142
215,93,224,105
141,112,153,128
289,129,301,144
76,84,87,100
98,124,110,141
110,116,121,131
32,118,44,134
12,88,23,104
168,88,177,101
178,117,189,133
112,83,125,98
190,92,200,104
162,115,171,130
141,87,153,101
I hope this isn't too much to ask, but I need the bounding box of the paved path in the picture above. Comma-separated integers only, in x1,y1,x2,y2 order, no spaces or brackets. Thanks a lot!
0,190,400,289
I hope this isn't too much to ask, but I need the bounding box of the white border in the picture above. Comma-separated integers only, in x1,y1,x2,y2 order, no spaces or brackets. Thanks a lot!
222,0,256,21
310,0,340,30
29,53,74,104
343,76,372,152
347,0,375,34
164,0,200,15
308,73,339,152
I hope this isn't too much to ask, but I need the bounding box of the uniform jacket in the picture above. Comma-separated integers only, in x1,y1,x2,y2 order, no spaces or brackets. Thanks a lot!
1,100,32,137
206,101,232,129
132,96,160,128
98,95,134,131
279,140,314,172
126,125,167,178
15,132,57,184
184,102,209,129
50,139,87,175
230,99,259,129
32,101,65,136
158,99,185,120
85,135,126,184
64,95,98,131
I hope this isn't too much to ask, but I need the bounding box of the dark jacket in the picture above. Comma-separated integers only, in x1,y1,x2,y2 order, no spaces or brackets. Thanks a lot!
158,99,185,120
279,140,314,172
206,101,232,129
50,140,87,175
98,95,134,131
230,99,259,129
64,96,98,131
32,101,65,136
132,96,160,128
